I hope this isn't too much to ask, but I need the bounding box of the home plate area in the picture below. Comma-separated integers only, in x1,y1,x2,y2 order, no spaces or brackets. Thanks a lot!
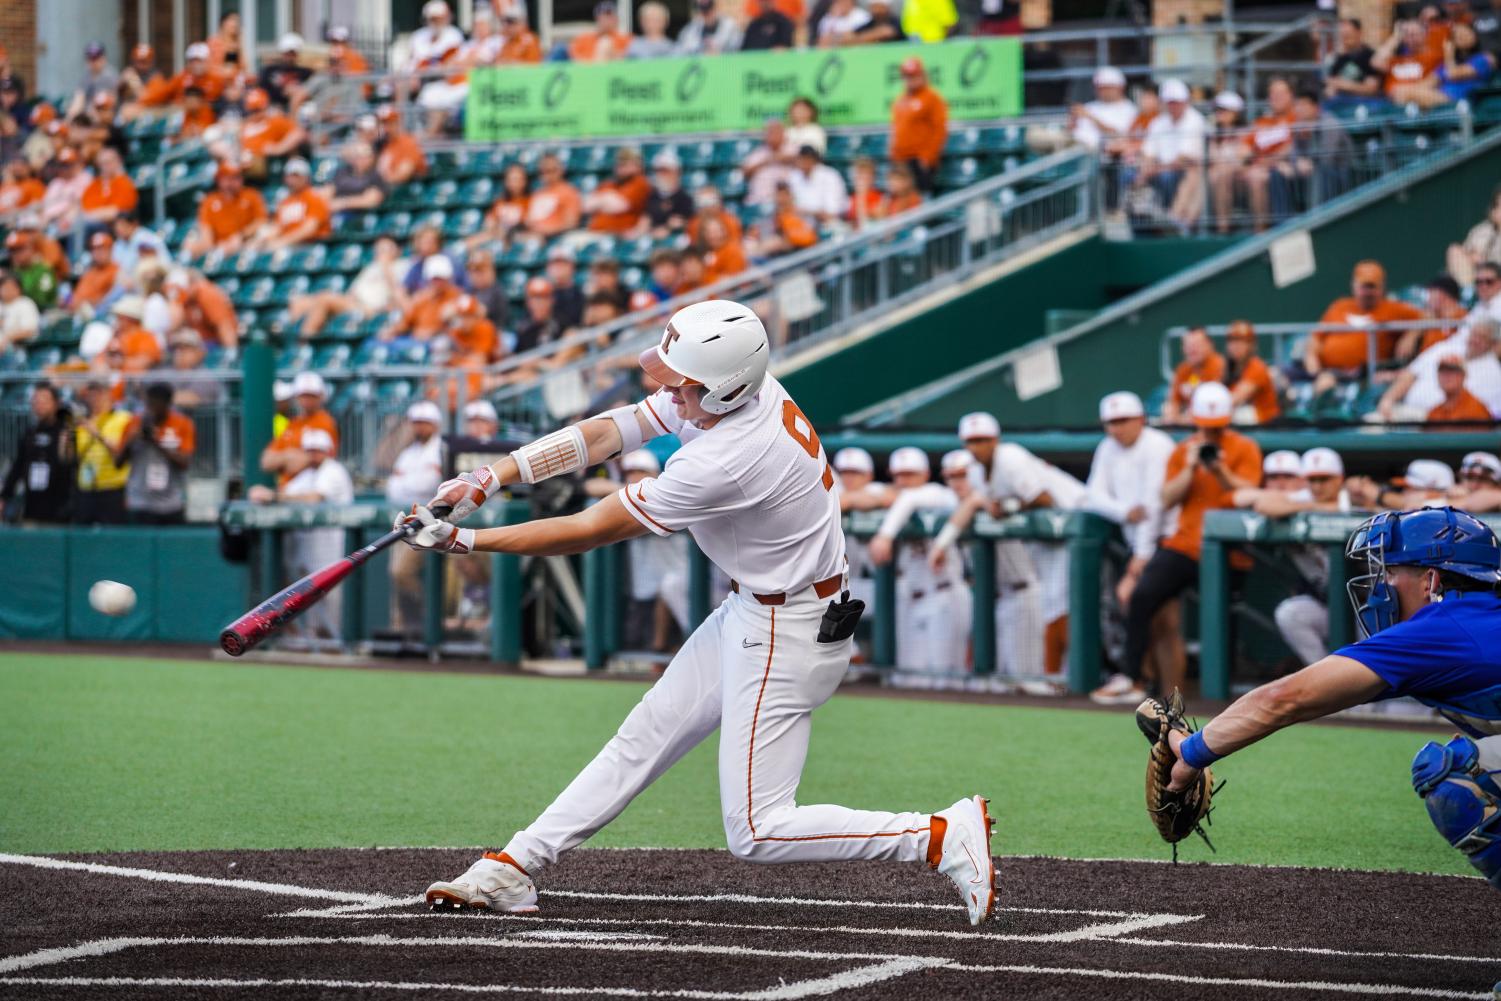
1,848,1497,1000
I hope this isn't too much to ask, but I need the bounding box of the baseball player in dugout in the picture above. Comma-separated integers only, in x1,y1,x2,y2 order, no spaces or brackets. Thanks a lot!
399,301,999,924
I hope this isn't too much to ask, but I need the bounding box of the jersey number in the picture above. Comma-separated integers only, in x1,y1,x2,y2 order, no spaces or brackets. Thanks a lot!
782,401,834,491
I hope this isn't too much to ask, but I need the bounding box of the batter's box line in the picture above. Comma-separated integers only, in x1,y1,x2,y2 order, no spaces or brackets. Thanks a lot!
0,932,949,1001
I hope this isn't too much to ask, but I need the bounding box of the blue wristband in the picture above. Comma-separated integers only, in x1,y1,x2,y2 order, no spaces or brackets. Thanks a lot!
1179,730,1222,770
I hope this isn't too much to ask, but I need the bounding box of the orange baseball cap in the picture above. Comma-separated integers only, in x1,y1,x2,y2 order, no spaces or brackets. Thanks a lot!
55,146,79,164
29,103,55,127
1226,319,1255,340
215,159,242,181
525,276,554,297
244,88,270,112
1352,260,1385,286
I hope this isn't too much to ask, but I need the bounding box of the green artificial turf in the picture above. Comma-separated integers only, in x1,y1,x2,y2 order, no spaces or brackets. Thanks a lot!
0,653,1464,875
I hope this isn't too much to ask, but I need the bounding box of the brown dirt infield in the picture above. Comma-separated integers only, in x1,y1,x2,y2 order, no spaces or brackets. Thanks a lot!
0,847,1496,1000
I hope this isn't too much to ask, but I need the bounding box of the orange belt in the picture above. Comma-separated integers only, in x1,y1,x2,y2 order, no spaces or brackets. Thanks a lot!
731,572,844,607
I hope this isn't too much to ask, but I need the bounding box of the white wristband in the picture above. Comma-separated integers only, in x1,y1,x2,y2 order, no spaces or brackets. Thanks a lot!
594,404,644,457
512,425,589,484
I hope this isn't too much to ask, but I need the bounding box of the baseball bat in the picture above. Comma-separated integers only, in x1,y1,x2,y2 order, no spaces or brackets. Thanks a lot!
219,503,452,657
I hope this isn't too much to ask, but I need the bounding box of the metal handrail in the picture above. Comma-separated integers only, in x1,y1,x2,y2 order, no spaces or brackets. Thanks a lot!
1159,318,1472,381
150,137,211,224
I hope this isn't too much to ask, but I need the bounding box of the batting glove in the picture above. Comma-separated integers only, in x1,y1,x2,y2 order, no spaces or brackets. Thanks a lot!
396,505,475,555
428,466,500,523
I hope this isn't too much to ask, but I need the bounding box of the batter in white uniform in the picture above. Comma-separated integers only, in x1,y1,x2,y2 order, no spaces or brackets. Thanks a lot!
402,301,998,925
868,447,970,673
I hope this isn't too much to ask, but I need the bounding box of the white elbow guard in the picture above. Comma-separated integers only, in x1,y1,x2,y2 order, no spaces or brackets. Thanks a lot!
594,404,644,457
512,425,589,484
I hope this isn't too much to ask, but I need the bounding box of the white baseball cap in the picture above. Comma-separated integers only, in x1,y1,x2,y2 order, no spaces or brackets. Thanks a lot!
1189,381,1233,427
292,371,327,397
185,42,210,61
1301,447,1344,478
651,149,682,171
832,446,874,475
940,449,974,475
422,254,455,281
407,400,443,425
621,450,661,475
463,399,499,422
1263,450,1302,477
300,428,335,453
278,32,305,51
424,0,452,17
1460,451,1501,480
1404,459,1456,491
273,379,295,403
1099,390,1145,422
110,295,145,321
79,321,114,360
888,446,929,476
283,156,312,177
957,412,1000,441
1213,91,1245,112
1159,78,1190,103
1093,66,1126,89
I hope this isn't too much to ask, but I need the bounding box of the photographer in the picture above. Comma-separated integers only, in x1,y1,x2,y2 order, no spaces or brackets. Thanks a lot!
1092,382,1263,705
123,382,195,525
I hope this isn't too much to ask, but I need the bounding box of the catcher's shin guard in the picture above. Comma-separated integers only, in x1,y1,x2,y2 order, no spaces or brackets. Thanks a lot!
1412,736,1501,890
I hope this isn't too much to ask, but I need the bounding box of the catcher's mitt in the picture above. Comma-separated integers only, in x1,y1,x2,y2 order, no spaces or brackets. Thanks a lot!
1135,690,1220,861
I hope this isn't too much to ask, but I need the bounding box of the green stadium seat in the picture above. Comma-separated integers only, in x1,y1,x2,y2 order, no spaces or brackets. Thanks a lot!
328,242,366,273
382,211,414,239
443,208,483,239
237,276,276,308
459,177,494,208
321,312,364,340
713,138,755,167
315,343,353,369
277,343,314,369
680,140,716,170
427,179,461,207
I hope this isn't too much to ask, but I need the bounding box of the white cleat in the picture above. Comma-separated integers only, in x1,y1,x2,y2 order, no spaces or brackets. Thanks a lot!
425,852,540,913
1089,673,1147,706
932,795,998,925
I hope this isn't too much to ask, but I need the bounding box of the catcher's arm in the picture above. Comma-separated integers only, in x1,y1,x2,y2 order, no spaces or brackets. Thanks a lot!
1166,655,1388,790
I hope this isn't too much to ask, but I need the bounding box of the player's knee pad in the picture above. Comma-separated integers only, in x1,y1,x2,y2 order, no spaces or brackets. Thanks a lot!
1412,737,1501,890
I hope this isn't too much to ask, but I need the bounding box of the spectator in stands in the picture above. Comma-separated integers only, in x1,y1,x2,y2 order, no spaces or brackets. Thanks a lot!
239,87,306,180
496,9,543,63
110,211,166,282
166,267,237,348
1323,17,1384,109
471,163,531,248
584,257,630,313
1273,88,1354,219
206,10,242,67
1374,317,1501,420
787,145,848,223
585,147,652,235
68,42,118,120
165,329,220,408
322,25,370,80
637,150,694,238
5,230,57,310
118,44,160,107
1172,90,1241,230
1375,18,1443,103
0,270,39,351
1426,352,1497,423
815,0,871,45
1398,22,1496,107
417,9,502,134
699,216,748,285
628,1,676,58
465,250,511,331
407,0,465,73
678,247,708,291
1161,327,1225,425
889,59,948,193
742,118,794,207
741,0,796,50
385,400,447,634
374,104,428,187
688,185,742,245
849,159,923,227
72,379,133,525
79,147,137,229
678,0,742,53
1446,186,1501,290
260,371,338,481
848,157,883,227
132,260,170,344
289,233,407,337
901,0,957,42
570,2,633,62
0,159,45,223
785,97,827,156
1071,66,1137,152
382,255,475,344
1086,390,1176,612
184,162,266,259
174,85,216,141
1409,274,1469,356
121,382,194,525
1224,320,1280,424
137,41,226,113
250,157,330,252
1093,382,1262,705
748,182,819,257
101,296,160,371
514,277,565,356
321,140,386,217
852,0,902,43
1213,78,1295,232
0,383,74,523
545,246,585,328
1300,259,1425,392
1135,79,1206,231
402,224,460,295
69,231,120,315
647,248,683,300
40,146,90,235
525,153,582,239
462,398,501,441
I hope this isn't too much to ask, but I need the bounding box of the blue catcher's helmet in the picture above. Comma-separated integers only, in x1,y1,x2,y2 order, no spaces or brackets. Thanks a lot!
1346,506,1501,637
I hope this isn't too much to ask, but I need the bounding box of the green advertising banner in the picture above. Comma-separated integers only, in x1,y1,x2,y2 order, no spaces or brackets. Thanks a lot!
464,39,1022,142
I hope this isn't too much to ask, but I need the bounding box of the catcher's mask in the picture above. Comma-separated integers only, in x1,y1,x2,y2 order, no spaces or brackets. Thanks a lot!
1346,507,1501,638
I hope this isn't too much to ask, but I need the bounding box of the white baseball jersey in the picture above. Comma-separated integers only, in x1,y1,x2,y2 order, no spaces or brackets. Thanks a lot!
386,435,446,508
988,442,1087,509
1084,426,1176,559
621,376,845,595
876,482,965,596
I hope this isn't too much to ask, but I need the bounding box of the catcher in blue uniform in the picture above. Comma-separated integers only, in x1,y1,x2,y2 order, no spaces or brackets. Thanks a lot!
1145,506,1501,888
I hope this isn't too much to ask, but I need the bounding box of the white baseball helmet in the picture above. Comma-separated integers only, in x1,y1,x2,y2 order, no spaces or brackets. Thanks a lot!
638,300,769,416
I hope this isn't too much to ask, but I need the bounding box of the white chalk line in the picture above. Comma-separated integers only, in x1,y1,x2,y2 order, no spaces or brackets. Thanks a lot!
1112,936,1501,965
947,961,1493,1000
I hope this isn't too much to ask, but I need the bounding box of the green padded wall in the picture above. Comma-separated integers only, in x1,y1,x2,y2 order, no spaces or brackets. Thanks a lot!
0,530,68,639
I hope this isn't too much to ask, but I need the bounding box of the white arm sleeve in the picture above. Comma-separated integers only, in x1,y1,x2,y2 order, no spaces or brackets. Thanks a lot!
595,404,645,457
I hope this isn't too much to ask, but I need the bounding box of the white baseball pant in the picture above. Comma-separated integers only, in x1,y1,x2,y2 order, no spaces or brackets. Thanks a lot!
503,588,934,871
1478,735,1501,771
1274,594,1329,666
897,586,971,672
995,584,1043,678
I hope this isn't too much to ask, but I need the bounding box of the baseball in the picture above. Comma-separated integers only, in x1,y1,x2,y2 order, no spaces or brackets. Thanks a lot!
89,580,137,617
